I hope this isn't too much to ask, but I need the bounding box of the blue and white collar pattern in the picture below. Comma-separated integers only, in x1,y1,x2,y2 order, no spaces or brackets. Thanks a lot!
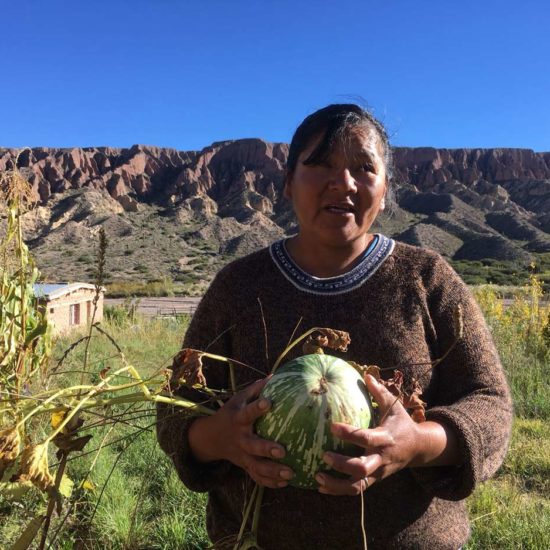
269,234,395,296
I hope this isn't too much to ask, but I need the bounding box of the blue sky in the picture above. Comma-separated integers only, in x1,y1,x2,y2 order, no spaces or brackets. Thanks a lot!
1,0,548,151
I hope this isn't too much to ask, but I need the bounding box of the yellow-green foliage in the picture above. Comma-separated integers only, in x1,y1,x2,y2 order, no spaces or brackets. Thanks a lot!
473,274,550,419
473,274,549,344
0,165,52,402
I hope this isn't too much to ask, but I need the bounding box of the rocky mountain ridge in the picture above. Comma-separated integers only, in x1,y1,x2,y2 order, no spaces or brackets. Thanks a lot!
1,141,549,289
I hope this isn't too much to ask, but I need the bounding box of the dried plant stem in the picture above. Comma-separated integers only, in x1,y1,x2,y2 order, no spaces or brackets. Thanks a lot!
271,327,321,373
250,485,264,537
360,486,367,550
229,361,237,394
38,451,68,550
233,483,259,550
257,298,269,371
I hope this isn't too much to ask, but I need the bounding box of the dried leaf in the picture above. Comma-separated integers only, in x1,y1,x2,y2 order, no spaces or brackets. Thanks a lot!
365,365,381,381
377,370,427,423
303,328,351,356
171,348,206,388
50,410,84,436
403,390,427,423
17,443,55,492
52,433,92,453
382,369,404,397
410,407,426,423
64,414,85,434
315,328,351,352
0,427,21,480
99,365,111,379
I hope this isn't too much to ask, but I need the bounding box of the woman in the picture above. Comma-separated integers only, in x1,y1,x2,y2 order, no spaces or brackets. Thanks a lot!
157,104,512,549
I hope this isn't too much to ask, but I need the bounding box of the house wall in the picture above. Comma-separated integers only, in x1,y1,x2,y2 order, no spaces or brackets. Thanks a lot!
47,289,104,333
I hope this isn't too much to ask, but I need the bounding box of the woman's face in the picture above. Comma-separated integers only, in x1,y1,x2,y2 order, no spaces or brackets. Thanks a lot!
284,128,387,249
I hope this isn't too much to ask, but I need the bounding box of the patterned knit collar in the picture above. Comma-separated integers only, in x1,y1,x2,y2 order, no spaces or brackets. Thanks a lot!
269,234,395,295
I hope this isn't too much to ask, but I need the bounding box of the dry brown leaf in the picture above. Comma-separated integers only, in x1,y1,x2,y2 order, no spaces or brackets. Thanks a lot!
303,328,351,356
171,348,207,388
365,365,381,381
316,328,351,352
52,433,93,454
99,366,111,380
410,407,426,423
377,370,427,423
17,443,55,492
0,427,21,480
382,369,404,398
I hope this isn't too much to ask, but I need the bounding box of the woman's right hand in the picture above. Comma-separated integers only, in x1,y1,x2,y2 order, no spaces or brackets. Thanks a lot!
188,377,294,488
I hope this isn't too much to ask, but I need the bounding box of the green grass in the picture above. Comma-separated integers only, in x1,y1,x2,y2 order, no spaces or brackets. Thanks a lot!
465,419,550,549
452,256,550,289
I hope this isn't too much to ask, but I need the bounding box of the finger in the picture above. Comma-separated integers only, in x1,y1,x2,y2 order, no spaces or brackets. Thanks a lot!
242,376,272,402
365,374,402,413
250,473,289,489
244,457,293,488
315,471,373,496
330,423,393,449
241,433,286,460
237,395,272,425
322,452,383,479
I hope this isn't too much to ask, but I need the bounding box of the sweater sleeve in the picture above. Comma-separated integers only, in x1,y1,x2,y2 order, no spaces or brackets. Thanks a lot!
410,255,513,501
156,271,236,492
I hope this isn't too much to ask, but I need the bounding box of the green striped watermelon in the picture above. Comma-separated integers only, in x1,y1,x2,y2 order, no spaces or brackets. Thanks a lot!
255,354,373,489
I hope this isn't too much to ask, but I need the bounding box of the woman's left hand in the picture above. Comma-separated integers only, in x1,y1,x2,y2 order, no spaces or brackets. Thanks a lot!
315,374,457,496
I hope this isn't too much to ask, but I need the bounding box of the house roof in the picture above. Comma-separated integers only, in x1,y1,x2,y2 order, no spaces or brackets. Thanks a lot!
34,283,104,300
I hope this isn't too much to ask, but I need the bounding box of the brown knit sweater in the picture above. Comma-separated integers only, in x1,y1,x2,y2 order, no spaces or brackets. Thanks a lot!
157,238,512,550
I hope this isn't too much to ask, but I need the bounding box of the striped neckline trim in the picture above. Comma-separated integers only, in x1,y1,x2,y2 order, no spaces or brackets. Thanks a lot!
269,234,395,295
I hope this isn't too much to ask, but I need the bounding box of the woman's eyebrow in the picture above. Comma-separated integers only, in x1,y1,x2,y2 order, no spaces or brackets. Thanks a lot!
351,148,376,165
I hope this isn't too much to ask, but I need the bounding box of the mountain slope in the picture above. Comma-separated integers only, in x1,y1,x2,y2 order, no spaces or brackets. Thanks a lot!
1,141,549,290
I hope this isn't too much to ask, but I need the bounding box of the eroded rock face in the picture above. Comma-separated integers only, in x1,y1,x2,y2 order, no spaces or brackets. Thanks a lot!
393,148,550,189
2,141,550,280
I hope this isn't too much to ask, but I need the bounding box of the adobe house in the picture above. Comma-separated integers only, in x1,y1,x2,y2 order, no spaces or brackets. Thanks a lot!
34,283,105,333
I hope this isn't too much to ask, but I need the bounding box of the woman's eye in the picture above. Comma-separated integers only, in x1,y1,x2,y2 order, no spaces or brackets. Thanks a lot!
355,164,375,173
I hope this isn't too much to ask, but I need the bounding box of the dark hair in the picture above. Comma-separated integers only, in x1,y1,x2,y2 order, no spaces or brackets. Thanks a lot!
286,104,394,210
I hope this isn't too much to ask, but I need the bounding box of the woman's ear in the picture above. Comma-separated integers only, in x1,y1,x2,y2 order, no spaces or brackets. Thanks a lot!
379,195,386,212
283,174,292,200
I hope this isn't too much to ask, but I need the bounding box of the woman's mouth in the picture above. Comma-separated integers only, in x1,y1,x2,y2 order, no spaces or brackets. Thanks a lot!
324,203,355,215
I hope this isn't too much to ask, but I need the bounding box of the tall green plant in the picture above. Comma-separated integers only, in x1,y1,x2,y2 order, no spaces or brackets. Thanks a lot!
0,158,52,404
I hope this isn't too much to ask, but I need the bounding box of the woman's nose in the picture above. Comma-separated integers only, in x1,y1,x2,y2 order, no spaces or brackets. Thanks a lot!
329,167,357,192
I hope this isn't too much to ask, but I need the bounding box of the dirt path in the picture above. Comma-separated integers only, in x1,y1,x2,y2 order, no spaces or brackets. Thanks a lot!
105,296,202,317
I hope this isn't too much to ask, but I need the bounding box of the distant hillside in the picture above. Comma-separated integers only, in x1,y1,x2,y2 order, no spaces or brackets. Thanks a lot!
1,141,550,291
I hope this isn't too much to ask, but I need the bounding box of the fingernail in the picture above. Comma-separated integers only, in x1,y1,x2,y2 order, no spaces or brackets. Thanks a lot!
258,399,269,410
271,447,284,459
315,474,325,486
280,469,293,480
323,453,333,466
277,481,288,488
